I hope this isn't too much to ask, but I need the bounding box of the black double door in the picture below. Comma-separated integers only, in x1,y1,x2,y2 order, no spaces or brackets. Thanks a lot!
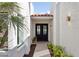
36,24,48,41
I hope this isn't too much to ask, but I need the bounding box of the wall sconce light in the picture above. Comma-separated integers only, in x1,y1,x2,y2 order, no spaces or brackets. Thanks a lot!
67,13,72,27
67,12,71,22
67,16,71,22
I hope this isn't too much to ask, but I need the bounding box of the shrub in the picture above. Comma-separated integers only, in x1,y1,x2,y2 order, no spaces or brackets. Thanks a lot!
0,26,3,32
32,37,37,43
0,36,8,47
47,43,73,57
53,45,65,57
47,43,53,49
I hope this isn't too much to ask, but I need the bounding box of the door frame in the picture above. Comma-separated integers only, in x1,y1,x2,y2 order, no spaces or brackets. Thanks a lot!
35,23,48,41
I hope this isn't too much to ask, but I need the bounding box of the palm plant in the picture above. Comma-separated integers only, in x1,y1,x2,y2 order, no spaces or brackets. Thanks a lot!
0,2,25,30
0,2,26,46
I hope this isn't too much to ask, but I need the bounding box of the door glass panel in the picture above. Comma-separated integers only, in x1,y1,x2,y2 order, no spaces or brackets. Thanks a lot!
43,25,47,35
37,25,40,35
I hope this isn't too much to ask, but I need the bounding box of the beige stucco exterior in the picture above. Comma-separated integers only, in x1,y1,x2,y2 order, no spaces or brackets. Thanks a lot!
1,2,79,57
52,2,79,56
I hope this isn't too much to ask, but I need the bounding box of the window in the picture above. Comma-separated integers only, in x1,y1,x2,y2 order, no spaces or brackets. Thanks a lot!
43,25,47,35
17,25,23,45
37,25,40,35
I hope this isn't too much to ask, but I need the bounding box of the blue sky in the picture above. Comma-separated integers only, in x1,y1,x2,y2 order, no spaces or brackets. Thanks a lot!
32,2,52,14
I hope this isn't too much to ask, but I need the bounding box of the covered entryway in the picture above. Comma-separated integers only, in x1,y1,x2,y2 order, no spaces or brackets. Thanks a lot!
31,14,53,42
30,14,53,57
36,24,48,41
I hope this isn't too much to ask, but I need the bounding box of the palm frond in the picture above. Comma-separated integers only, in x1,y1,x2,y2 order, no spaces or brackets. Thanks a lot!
0,2,29,34
9,15,28,32
0,2,20,14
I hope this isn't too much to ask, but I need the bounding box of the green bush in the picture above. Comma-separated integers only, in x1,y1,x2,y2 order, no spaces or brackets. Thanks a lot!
1,37,8,45
0,36,8,46
32,37,37,43
0,37,2,42
0,26,2,32
53,45,65,57
47,43,53,49
47,43,73,57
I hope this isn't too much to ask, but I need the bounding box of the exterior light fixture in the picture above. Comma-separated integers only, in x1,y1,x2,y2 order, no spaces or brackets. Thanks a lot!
67,16,71,21
67,12,71,22
67,12,72,27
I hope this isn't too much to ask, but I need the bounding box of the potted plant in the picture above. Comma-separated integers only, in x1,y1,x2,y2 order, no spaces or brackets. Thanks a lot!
32,37,37,45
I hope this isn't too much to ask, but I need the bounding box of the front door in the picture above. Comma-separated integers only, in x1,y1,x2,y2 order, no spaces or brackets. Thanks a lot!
36,24,48,41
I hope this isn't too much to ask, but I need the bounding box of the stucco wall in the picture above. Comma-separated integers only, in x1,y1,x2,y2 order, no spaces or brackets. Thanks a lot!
17,2,31,56
51,2,57,44
54,3,61,45
55,2,79,56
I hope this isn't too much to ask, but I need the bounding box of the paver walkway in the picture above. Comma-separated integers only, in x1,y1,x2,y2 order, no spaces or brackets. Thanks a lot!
33,41,51,57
